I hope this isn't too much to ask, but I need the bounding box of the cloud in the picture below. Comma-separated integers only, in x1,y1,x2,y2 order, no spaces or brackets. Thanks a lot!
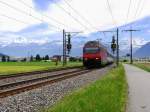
33,0,61,11
1,0,150,32
132,37,149,46
0,0,149,47
0,22,62,46
33,0,52,11
119,36,149,51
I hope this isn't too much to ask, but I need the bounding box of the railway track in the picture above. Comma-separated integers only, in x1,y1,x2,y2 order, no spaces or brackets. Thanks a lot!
0,66,83,80
0,68,90,98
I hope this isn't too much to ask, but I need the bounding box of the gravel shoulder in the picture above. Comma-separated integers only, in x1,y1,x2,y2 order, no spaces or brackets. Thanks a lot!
0,65,113,112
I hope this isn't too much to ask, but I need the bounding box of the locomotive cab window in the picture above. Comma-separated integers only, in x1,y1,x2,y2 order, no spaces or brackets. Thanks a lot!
84,48,100,53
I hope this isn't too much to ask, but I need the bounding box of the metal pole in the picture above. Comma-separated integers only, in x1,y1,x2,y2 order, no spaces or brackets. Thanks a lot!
63,31,82,66
130,30,133,64
122,28,140,64
99,29,119,67
116,28,119,66
63,29,65,66
64,31,67,65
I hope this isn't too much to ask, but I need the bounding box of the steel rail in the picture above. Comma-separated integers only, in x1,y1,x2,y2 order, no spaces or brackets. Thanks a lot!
0,66,83,80
0,69,90,98
0,69,84,90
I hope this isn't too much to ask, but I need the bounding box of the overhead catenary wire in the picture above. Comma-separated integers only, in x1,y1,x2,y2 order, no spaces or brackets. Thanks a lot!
0,0,62,30
134,0,143,19
123,0,144,28
106,0,117,27
0,14,29,25
17,0,76,30
128,0,143,27
125,0,132,25
51,0,90,31
0,14,61,32
63,0,96,30
135,0,146,19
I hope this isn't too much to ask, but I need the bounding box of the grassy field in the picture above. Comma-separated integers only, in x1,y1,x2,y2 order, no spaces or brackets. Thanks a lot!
0,62,82,75
45,64,127,112
133,63,150,72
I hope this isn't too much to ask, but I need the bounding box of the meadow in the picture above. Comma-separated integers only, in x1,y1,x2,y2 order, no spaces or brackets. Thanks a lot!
0,61,82,75
46,64,127,112
133,63,150,72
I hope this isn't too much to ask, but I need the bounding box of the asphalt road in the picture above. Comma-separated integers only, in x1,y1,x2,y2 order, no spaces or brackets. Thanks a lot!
124,64,150,112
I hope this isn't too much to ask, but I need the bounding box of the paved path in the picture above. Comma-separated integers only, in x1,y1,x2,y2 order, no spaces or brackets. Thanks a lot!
124,64,150,112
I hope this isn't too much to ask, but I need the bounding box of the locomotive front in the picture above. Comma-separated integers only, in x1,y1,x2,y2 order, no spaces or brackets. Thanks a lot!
83,41,102,67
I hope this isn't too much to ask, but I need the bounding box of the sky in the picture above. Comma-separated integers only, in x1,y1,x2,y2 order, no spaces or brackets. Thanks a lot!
0,0,150,56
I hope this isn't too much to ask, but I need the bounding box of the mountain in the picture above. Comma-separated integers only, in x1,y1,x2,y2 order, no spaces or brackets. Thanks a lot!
0,16,150,57
134,42,150,58
0,41,86,57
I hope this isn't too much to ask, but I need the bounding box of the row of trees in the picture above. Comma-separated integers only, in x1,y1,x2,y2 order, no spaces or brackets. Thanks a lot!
1,54,50,62
1,56,10,62
1,54,82,62
30,54,49,61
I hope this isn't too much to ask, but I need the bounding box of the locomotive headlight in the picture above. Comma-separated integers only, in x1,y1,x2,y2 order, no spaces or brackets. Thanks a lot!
84,58,88,60
96,58,99,60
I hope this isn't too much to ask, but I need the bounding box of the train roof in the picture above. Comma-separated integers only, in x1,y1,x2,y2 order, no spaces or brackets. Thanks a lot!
84,41,107,49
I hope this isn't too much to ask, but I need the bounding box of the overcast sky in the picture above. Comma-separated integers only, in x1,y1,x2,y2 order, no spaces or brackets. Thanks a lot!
0,0,149,46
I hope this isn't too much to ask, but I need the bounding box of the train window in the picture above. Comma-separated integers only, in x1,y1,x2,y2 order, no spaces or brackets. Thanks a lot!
84,48,100,53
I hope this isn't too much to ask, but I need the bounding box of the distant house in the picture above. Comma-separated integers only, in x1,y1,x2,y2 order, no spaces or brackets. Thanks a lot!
51,55,70,62
51,55,62,61
8,57,26,62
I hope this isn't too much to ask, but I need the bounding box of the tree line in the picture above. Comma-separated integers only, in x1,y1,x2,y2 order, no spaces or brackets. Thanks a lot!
1,54,82,62
33,54,49,61
1,54,50,62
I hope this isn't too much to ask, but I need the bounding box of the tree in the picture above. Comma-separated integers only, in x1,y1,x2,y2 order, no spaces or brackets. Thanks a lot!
69,57,77,62
42,57,45,60
45,55,49,60
2,56,6,62
36,54,41,61
126,53,130,57
21,58,27,62
7,56,10,62
30,55,34,62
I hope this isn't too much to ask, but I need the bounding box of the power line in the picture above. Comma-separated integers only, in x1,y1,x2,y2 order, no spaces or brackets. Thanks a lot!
122,27,140,64
136,0,146,18
106,0,117,26
51,0,90,30
128,0,143,27
17,0,75,30
0,1,41,22
124,0,143,28
0,14,61,32
125,0,132,24
99,28,119,66
0,0,61,30
0,14,29,24
63,0,95,29
134,0,143,19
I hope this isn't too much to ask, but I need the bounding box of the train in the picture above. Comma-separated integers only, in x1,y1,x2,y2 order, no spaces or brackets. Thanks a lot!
83,41,114,68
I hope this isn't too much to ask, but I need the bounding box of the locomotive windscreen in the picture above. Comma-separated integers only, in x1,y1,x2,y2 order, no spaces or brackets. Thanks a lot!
84,48,99,53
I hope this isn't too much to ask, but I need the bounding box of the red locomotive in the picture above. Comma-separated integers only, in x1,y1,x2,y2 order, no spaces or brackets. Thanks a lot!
83,41,112,68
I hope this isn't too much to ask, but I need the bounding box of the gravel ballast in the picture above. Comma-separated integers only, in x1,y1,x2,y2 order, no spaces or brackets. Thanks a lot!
0,68,80,85
0,65,113,112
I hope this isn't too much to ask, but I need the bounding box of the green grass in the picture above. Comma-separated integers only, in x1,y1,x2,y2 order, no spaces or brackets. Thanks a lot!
45,64,127,112
133,63,150,72
0,62,82,75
